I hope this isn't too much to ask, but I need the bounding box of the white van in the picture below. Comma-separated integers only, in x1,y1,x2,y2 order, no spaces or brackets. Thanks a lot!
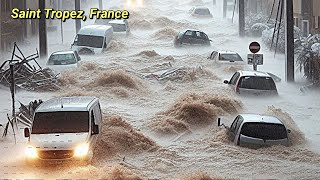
71,25,113,55
24,96,102,164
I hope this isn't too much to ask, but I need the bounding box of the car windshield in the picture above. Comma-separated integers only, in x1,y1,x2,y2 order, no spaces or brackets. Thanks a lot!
195,8,210,15
219,53,243,62
75,34,104,48
47,54,76,65
240,122,288,140
109,23,126,32
32,111,89,134
239,76,277,90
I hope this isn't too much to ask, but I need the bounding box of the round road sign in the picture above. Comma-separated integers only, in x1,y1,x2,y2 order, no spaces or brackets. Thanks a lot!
249,41,260,54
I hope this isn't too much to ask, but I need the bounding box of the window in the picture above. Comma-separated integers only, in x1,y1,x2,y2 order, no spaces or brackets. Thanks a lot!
76,34,104,48
229,72,240,85
47,54,77,65
230,116,239,133
91,110,95,134
238,76,276,90
185,30,193,36
32,111,89,134
219,53,243,62
240,122,288,140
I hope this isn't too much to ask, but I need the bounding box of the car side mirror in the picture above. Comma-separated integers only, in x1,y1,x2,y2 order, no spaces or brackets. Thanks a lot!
287,129,291,134
224,80,229,84
92,125,99,135
24,128,30,138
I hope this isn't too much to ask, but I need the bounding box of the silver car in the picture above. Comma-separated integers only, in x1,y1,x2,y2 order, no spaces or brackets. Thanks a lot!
218,114,290,147
224,70,278,96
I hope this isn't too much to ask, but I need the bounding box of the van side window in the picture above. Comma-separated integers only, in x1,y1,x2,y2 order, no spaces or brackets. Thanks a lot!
91,110,95,133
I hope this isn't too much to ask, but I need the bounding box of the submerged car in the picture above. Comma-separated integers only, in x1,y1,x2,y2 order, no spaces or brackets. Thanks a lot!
189,7,213,17
174,29,211,47
46,51,81,72
208,50,244,64
108,19,130,35
24,96,102,165
218,114,290,147
224,70,278,96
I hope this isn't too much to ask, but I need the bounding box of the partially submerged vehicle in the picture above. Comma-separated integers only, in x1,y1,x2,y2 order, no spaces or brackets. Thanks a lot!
72,25,113,55
24,96,102,164
108,19,130,35
46,51,81,72
224,70,278,96
174,29,211,47
208,50,244,64
189,7,213,18
218,114,291,147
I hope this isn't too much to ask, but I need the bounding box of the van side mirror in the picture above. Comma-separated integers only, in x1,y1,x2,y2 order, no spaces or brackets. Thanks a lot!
224,80,229,84
92,125,99,135
24,128,30,138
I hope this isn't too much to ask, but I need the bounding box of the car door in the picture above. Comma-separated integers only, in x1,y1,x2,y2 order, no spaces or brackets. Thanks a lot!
181,30,193,45
199,31,209,45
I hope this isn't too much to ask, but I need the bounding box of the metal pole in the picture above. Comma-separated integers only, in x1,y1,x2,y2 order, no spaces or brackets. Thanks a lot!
10,64,16,124
285,0,294,82
253,53,257,71
58,0,64,44
239,0,245,37
75,0,81,33
0,0,2,54
99,0,103,9
39,0,47,58
223,0,227,18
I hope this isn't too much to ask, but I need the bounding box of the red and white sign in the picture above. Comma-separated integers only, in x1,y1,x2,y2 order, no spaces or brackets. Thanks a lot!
249,41,260,54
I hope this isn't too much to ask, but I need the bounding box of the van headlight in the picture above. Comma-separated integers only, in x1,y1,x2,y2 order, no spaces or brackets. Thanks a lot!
25,146,37,158
74,144,89,157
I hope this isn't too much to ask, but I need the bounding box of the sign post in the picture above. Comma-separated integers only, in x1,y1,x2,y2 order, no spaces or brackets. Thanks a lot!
249,42,261,71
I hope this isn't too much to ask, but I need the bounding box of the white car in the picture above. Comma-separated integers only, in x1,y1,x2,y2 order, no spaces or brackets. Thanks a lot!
190,7,213,18
108,19,130,35
208,50,244,64
46,51,81,72
218,114,290,147
224,70,278,96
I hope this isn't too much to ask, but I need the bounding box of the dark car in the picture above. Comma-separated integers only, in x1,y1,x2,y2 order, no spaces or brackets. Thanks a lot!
174,30,211,47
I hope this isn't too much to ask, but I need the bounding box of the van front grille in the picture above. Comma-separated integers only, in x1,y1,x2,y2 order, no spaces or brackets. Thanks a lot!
38,150,74,159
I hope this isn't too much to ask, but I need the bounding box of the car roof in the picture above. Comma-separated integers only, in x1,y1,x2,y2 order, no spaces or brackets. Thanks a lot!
194,7,210,10
35,96,98,112
239,114,284,125
108,19,126,25
182,29,205,33
238,70,271,77
78,25,112,36
218,50,239,55
50,51,75,55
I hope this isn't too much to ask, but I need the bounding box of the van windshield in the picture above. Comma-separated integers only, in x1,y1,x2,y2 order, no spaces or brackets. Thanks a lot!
32,111,89,134
75,34,104,48
240,122,288,140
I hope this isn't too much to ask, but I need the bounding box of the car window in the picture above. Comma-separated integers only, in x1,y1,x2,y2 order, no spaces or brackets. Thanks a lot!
230,116,239,133
238,76,277,90
185,30,193,36
196,31,201,38
195,8,210,15
240,122,288,140
200,32,208,40
48,54,77,65
230,72,240,85
219,53,243,62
